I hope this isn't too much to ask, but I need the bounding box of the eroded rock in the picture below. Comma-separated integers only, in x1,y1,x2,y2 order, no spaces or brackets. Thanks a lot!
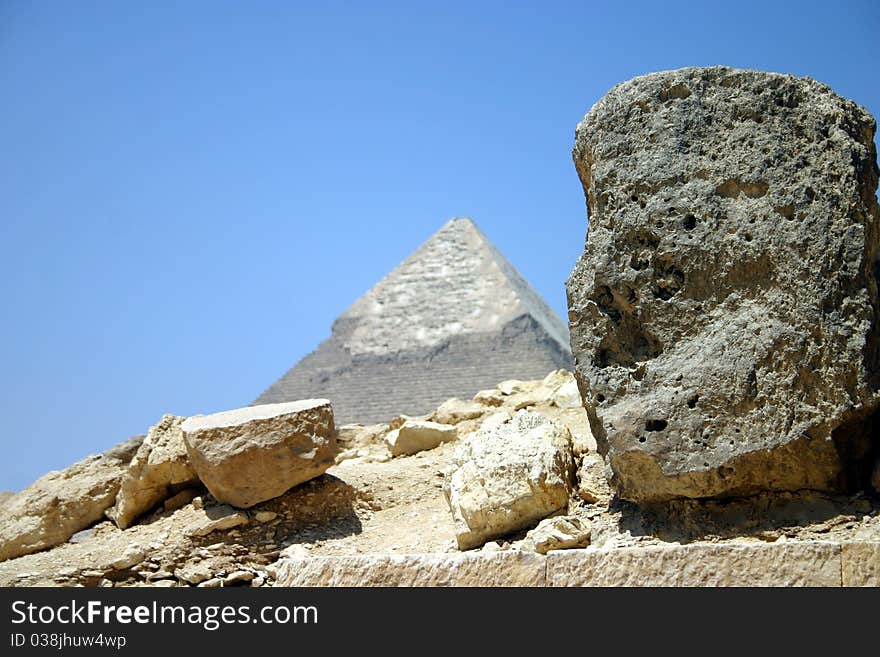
433,398,485,425
182,399,338,508
444,410,575,549
107,415,199,529
576,453,614,504
386,420,457,456
520,515,592,554
0,436,143,562
566,66,880,503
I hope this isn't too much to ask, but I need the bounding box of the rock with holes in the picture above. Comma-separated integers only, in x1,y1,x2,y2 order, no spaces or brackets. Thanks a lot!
566,66,880,503
181,399,338,508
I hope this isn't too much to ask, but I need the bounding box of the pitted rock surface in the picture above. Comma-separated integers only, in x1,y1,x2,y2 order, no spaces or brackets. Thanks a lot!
566,66,880,502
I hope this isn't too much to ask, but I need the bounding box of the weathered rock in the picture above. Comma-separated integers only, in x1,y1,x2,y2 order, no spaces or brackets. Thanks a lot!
479,410,513,433
334,423,390,464
181,399,338,508
386,419,457,456
473,389,504,407
335,423,388,450
107,415,199,529
196,577,222,588
110,545,146,570
542,370,587,411
175,562,213,585
433,398,485,425
444,410,575,549
520,515,592,554
223,570,254,586
163,489,198,512
576,453,614,503
185,505,249,537
272,551,547,587
842,542,880,586
0,436,143,562
547,542,844,586
497,380,529,396
566,66,880,503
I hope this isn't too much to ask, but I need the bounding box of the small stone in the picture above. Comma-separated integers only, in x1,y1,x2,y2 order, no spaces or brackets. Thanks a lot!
152,579,177,587
433,399,485,425
521,515,592,554
145,570,173,582
386,420,457,457
175,562,213,585
223,570,254,586
110,546,146,570
255,511,278,523
99,578,114,588
497,380,526,396
67,528,96,544
186,506,249,537
473,390,504,407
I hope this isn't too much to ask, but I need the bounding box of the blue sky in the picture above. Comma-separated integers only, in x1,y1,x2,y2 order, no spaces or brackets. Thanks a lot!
1,1,878,491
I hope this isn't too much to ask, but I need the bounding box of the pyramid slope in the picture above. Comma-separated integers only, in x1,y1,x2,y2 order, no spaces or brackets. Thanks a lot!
254,217,573,424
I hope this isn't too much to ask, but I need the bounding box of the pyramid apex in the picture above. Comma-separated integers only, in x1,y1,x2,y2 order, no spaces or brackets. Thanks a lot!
254,215,573,423
441,215,477,229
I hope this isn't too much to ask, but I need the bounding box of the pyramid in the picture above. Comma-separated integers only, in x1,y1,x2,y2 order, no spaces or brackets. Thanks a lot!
254,217,573,424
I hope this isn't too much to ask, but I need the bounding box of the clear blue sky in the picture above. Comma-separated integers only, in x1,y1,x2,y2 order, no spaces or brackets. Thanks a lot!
1,1,878,491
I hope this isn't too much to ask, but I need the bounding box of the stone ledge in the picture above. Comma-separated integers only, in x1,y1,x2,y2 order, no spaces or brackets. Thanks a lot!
272,551,546,587
547,542,844,587
272,541,880,587
842,542,880,587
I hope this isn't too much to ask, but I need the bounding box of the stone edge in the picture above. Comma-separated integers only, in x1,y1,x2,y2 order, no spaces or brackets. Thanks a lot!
272,541,880,587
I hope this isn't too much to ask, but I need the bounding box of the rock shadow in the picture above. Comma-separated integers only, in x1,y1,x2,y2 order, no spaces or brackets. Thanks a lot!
190,474,367,556
612,490,877,544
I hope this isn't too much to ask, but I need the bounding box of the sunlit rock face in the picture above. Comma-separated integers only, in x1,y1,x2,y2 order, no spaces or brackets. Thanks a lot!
566,66,880,503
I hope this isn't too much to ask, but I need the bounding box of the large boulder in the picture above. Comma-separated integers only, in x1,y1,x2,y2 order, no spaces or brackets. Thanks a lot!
181,399,338,508
566,66,880,503
444,410,575,549
0,436,143,562
107,414,199,529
